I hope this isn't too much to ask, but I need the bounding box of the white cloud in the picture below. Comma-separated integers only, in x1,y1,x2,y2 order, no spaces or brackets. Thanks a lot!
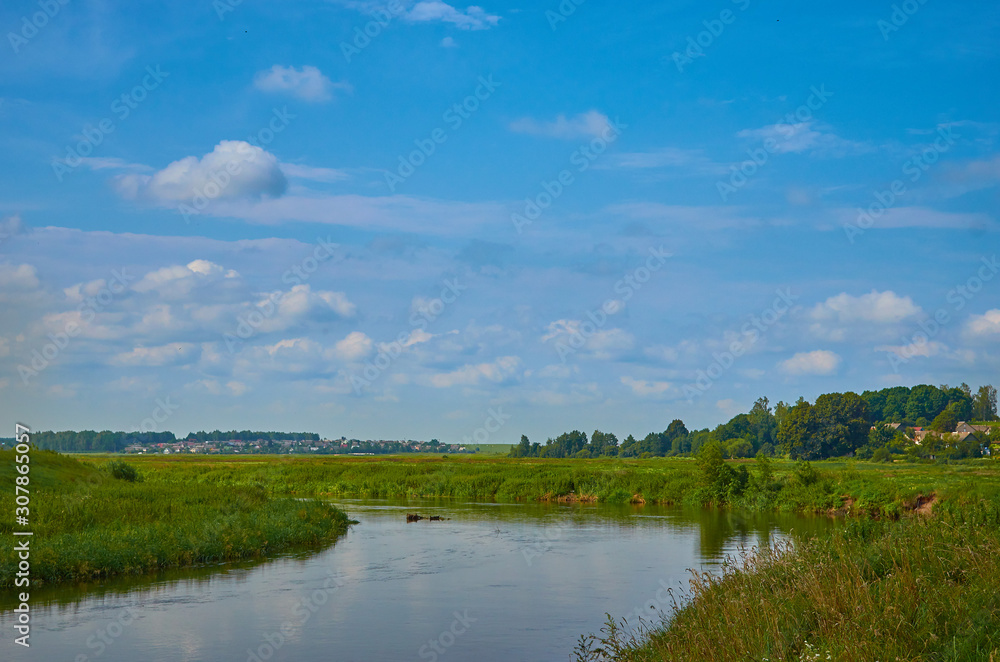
877,339,948,359
428,356,521,388
607,147,727,175
621,376,673,397
779,350,841,376
133,260,239,299
542,320,634,360
253,65,350,103
966,309,1000,338
0,263,40,291
811,290,921,324
280,163,350,183
737,121,870,156
334,331,374,361
836,206,994,230
440,36,458,48
509,110,611,140
405,2,500,30
114,141,287,204
111,343,201,367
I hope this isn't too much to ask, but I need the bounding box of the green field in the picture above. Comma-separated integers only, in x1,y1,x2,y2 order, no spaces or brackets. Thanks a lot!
5,450,1000,659
77,453,1000,518
0,450,353,588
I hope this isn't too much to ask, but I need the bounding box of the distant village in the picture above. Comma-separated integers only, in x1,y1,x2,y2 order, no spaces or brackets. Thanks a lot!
122,437,472,456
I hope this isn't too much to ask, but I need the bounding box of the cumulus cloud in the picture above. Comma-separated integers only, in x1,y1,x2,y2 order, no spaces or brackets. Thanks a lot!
509,110,612,140
405,2,500,30
778,349,841,375
779,350,841,376
133,260,239,299
811,290,921,324
334,331,374,361
253,65,350,103
966,309,1000,338
621,376,673,397
428,356,521,388
0,263,40,291
114,141,287,204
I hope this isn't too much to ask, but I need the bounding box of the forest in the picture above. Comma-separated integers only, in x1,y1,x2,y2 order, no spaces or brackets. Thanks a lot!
510,383,999,461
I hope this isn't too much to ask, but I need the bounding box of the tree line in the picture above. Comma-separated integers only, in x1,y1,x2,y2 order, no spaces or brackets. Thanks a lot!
14,430,321,452
509,383,998,461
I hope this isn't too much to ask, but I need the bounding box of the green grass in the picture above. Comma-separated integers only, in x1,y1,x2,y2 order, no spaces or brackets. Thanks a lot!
0,450,353,587
89,454,1000,518
577,498,1000,661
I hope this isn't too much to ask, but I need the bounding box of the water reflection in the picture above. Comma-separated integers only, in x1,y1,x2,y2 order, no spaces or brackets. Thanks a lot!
0,500,835,662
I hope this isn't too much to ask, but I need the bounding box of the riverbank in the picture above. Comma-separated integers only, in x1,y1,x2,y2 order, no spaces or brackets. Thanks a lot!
83,453,1000,517
0,450,353,587
576,496,1000,661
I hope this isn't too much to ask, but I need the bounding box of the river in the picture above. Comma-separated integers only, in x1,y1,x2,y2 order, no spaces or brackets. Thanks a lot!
0,499,834,661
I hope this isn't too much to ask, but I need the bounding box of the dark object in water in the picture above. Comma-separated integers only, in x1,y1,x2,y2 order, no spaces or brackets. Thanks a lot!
406,514,424,522
406,514,449,522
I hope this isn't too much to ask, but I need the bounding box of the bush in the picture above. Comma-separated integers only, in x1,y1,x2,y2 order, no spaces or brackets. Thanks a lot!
793,460,819,487
106,460,141,482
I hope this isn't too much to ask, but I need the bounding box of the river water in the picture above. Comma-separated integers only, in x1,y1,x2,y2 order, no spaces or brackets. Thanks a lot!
0,499,834,662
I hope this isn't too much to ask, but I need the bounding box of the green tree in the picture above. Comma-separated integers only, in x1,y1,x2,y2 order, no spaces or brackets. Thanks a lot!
973,385,998,421
777,399,818,459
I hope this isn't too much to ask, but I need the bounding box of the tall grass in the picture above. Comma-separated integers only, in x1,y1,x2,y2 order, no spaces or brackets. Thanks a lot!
94,454,1000,517
0,451,353,587
576,499,1000,661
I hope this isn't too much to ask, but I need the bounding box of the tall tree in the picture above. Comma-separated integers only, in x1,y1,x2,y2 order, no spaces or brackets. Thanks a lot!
973,385,998,421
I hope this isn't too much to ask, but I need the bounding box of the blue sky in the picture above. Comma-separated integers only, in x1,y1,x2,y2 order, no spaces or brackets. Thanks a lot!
1,0,998,443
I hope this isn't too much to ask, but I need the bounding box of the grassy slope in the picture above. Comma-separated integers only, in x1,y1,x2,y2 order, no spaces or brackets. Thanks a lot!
579,503,1000,661
0,450,352,587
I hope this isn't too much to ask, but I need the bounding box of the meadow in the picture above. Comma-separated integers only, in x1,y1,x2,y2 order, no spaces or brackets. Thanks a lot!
83,452,1000,518
0,450,352,588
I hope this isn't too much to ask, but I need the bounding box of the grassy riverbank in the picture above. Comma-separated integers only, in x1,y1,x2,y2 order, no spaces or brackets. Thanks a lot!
0,450,352,587
577,496,1000,661
86,453,1000,517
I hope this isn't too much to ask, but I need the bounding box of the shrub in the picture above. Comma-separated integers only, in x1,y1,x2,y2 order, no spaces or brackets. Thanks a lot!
106,460,141,483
